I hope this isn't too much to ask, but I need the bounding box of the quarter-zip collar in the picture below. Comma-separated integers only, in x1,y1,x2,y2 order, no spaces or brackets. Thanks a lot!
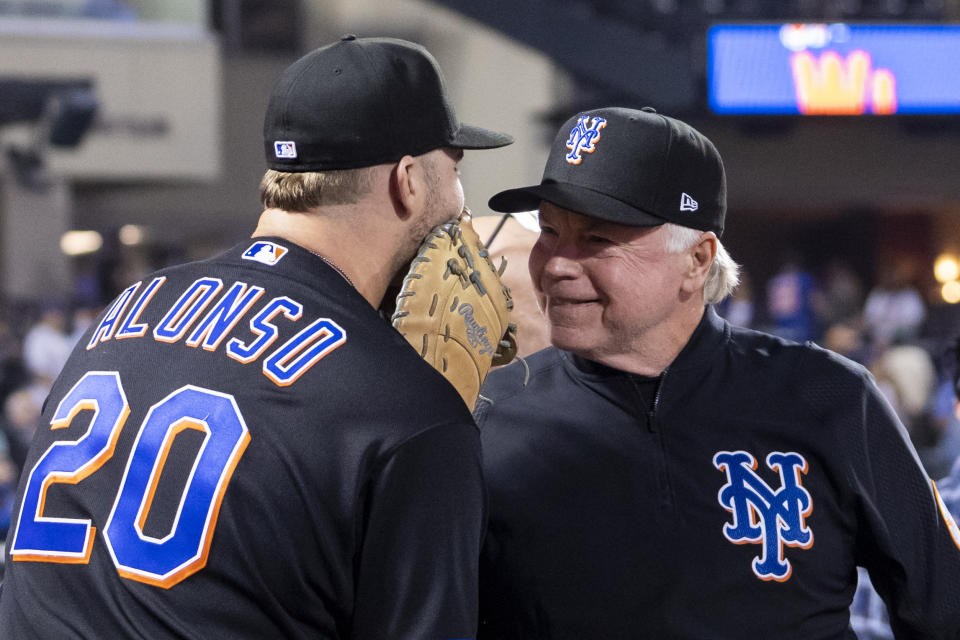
559,306,729,424
665,305,729,373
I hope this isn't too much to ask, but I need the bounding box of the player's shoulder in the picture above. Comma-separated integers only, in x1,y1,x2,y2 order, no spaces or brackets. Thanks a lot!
350,325,479,435
481,347,564,395
799,338,870,379
725,324,875,424
117,254,232,297
369,359,480,460
727,323,868,382
474,347,565,419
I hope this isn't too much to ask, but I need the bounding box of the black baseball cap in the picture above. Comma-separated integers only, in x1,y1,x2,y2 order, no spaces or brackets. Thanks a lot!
263,35,514,171
489,106,726,236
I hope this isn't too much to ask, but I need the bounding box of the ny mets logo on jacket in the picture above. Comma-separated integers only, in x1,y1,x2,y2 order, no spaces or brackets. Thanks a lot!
714,450,813,582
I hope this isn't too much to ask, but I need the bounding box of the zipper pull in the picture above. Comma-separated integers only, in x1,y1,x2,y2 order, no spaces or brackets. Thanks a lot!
647,368,667,432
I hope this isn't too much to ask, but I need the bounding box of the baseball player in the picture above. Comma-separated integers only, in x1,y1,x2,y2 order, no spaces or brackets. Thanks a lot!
474,106,960,638
0,36,512,638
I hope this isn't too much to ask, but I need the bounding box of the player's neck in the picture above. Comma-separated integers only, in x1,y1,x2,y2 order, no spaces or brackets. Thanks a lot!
252,207,394,308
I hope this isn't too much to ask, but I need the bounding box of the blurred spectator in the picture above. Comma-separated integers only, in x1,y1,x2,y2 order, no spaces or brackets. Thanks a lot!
862,262,926,351
934,398,960,515
68,303,99,347
816,259,865,328
716,268,754,328
0,310,31,479
821,320,870,365
2,381,44,473
0,430,16,538
3,303,74,475
765,251,819,342
870,343,956,477
21,303,72,390
873,344,937,430
925,375,960,481
935,339,960,506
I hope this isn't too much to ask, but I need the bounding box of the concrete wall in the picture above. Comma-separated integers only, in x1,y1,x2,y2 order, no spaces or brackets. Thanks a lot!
123,0,207,25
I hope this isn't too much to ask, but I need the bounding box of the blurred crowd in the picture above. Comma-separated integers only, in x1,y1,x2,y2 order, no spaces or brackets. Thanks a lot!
718,255,960,481
0,298,98,543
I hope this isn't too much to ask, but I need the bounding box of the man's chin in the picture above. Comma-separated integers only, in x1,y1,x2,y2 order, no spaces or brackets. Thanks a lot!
548,327,594,354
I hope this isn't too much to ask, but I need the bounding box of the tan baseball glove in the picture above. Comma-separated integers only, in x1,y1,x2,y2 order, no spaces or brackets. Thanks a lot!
391,209,518,409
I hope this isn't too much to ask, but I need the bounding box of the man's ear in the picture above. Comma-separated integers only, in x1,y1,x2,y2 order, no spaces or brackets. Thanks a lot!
681,232,717,294
391,155,421,220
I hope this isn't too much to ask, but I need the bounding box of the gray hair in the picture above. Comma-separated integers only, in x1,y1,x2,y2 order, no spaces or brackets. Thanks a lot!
663,223,740,304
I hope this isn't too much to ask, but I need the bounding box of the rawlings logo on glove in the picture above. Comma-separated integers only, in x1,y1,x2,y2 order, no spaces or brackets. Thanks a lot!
391,209,518,409
459,303,495,355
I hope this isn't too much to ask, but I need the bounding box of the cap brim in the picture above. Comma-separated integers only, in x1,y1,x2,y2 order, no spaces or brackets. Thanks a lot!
488,181,665,227
450,124,514,149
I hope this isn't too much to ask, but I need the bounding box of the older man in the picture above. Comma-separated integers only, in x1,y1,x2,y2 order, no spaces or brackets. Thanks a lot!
475,106,960,638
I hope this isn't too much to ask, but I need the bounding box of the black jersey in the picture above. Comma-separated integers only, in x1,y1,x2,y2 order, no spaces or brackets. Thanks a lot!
475,307,960,639
0,238,484,639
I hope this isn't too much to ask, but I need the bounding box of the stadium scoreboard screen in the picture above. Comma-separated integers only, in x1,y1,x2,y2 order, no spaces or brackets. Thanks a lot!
708,23,960,115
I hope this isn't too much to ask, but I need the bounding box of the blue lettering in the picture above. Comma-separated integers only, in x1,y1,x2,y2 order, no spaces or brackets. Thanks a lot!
153,278,223,343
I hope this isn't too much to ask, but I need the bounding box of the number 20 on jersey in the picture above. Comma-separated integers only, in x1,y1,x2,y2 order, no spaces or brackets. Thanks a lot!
9,371,250,589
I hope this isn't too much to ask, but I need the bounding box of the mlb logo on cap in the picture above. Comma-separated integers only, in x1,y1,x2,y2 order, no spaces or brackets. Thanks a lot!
274,141,297,159
243,241,288,266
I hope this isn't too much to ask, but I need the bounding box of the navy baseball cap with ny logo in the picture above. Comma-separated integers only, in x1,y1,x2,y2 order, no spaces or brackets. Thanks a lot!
489,106,727,237
263,35,513,172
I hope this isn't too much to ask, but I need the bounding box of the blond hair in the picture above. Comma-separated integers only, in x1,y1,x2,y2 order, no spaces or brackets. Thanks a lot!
259,168,374,211
663,223,740,304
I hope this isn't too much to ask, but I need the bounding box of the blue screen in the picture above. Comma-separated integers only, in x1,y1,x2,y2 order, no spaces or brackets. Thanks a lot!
708,24,960,115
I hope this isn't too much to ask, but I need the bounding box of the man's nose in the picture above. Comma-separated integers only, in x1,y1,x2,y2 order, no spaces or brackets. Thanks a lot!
542,242,584,279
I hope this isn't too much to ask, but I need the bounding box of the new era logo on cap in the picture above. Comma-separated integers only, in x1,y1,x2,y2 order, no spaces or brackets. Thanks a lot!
243,241,288,266
680,192,698,212
274,141,297,159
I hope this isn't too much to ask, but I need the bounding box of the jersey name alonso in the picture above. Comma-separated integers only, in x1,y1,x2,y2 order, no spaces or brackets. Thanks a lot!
85,273,346,387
